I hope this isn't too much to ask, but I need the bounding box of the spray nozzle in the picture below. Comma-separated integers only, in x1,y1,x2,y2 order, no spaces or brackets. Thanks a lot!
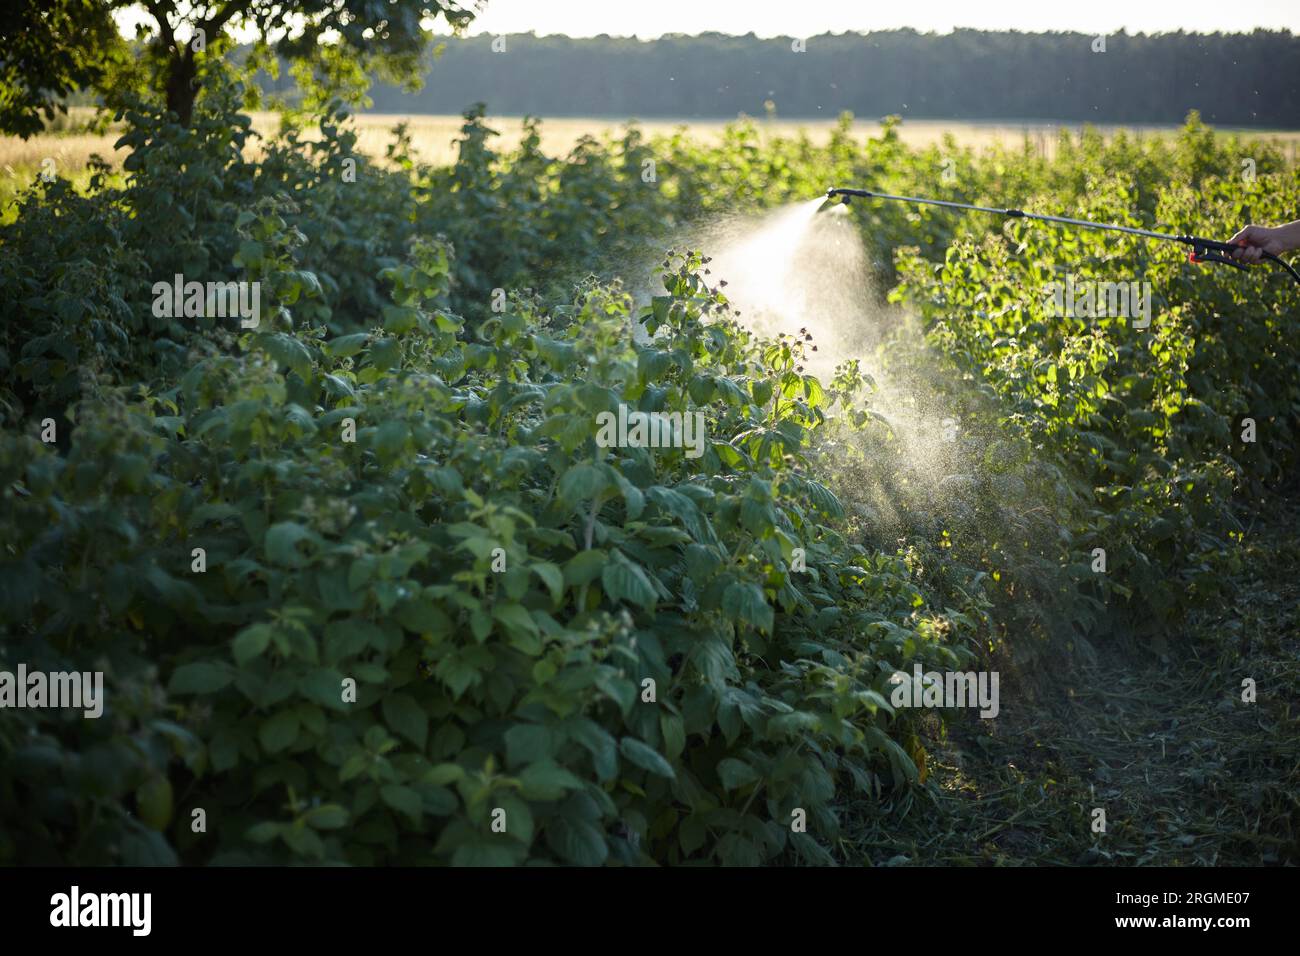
824,187,871,208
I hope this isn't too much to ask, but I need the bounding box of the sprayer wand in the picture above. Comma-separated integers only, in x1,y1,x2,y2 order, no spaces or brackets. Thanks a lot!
826,186,1300,287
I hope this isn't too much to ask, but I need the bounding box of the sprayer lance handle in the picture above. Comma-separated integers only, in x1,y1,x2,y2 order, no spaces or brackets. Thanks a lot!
1184,236,1249,272
1181,234,1297,277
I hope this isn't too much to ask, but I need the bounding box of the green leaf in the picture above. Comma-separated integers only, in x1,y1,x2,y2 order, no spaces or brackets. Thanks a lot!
324,332,369,358
450,840,517,866
601,553,657,609
380,784,422,819
504,723,557,767
804,479,844,518
717,757,761,790
305,804,349,829
259,711,300,753
722,580,774,633
232,623,273,665
369,336,401,369
424,763,465,787
382,692,428,750
261,332,313,381
532,562,565,606
382,304,420,334
495,794,535,845
298,668,348,711
396,598,452,635
265,522,316,568
281,825,325,858
564,549,606,587
558,463,606,504
169,661,233,694
619,737,676,779
246,822,282,844
492,602,539,636
373,420,409,459
568,719,618,782
119,828,179,866
135,775,173,831
547,817,608,866
322,373,356,400
660,713,686,762
518,759,584,800
615,473,646,519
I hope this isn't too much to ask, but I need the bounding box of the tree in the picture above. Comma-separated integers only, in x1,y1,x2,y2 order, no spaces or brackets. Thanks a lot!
0,0,480,135
0,0,127,137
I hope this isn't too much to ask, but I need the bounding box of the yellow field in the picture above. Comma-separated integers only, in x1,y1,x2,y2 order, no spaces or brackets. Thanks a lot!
4,109,1299,185
345,114,1300,167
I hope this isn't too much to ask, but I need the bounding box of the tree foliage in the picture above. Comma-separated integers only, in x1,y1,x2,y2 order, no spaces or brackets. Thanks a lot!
367,29,1300,127
0,0,477,133
0,0,127,137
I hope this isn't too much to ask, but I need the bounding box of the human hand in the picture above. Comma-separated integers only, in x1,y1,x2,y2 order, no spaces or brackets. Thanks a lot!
1228,222,1300,262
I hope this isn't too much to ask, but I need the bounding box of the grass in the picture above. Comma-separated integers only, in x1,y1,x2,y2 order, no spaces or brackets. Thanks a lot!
842,488,1300,866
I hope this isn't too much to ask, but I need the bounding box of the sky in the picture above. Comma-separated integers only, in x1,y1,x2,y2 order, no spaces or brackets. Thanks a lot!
450,0,1300,38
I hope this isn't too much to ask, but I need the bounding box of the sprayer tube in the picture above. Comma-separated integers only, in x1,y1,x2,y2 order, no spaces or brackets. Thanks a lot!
826,186,1300,285
828,187,1178,240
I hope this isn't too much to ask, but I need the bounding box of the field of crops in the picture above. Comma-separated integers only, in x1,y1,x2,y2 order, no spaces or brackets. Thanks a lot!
12,108,1300,176
2,78,1298,866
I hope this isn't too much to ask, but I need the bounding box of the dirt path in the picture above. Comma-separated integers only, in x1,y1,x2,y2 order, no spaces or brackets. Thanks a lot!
843,492,1300,866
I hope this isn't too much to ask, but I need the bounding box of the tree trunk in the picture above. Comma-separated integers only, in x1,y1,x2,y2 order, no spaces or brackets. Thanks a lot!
164,50,197,126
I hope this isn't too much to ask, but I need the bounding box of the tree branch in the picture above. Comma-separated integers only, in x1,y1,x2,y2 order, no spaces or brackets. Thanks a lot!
200,0,255,40
143,0,178,53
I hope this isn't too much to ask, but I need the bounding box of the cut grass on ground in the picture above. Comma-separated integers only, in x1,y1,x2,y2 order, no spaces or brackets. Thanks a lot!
842,489,1300,866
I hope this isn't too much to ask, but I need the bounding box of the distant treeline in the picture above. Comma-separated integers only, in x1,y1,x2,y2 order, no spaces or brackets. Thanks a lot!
360,29,1300,126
